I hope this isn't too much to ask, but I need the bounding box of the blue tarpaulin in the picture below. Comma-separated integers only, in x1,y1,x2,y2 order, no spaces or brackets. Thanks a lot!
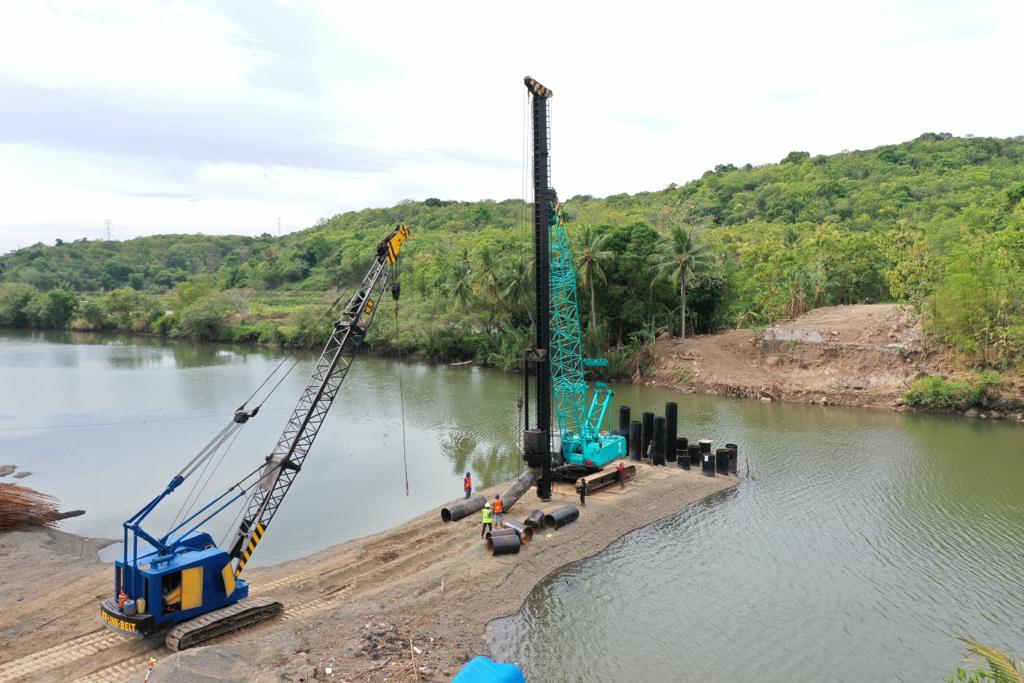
451,656,526,683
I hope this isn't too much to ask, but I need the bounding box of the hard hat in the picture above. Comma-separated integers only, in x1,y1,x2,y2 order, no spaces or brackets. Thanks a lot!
484,502,491,508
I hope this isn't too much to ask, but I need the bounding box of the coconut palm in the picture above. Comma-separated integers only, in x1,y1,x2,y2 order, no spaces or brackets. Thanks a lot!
448,249,473,311
500,256,534,328
573,225,613,329
952,638,1024,682
655,226,712,340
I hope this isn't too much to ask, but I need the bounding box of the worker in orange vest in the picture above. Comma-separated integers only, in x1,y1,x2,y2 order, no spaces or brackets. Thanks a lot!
463,471,472,499
493,495,504,528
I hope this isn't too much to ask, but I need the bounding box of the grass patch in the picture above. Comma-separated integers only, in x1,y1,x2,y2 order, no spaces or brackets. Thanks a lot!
904,371,1003,411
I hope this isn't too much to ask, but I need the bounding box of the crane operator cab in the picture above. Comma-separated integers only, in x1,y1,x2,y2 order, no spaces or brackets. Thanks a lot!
101,531,247,638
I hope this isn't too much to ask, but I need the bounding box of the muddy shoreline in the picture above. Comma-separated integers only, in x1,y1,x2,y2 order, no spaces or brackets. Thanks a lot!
0,463,736,682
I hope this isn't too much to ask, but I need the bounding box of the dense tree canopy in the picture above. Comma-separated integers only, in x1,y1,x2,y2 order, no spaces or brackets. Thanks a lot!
2,133,1023,373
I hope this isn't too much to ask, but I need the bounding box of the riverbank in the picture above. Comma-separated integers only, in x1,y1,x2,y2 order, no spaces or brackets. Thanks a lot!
651,304,1024,418
0,463,736,682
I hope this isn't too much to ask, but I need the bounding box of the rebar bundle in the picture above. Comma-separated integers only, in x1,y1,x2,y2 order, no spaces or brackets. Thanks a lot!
0,483,63,531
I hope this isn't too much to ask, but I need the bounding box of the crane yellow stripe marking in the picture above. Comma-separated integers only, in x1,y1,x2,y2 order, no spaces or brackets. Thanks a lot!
222,562,236,596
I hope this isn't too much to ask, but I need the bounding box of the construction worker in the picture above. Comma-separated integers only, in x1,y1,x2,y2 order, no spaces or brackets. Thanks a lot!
618,461,626,489
493,495,504,528
481,502,493,538
577,478,587,507
463,471,472,499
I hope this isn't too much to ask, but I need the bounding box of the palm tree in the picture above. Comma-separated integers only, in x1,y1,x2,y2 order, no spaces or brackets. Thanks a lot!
952,638,1024,682
573,225,613,329
499,256,534,327
448,249,473,311
655,227,712,340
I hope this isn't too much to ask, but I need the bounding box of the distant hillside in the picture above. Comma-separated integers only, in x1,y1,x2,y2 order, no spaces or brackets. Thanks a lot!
2,133,1022,372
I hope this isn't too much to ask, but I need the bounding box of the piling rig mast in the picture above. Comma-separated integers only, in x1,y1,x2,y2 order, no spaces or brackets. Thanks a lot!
521,77,625,491
522,76,555,499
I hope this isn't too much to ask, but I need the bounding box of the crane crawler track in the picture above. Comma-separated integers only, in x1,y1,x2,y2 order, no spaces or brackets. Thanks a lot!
164,596,283,651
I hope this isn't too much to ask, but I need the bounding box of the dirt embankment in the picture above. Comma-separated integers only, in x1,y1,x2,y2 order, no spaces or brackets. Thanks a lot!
652,304,1023,417
0,463,736,683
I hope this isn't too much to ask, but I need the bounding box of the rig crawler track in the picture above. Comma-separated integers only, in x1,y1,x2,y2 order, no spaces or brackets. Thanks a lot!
164,596,282,651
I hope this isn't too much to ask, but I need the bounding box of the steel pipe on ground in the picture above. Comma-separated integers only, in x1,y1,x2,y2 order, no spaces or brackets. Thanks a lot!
665,402,678,461
653,416,666,466
487,533,521,556
716,448,731,474
502,520,534,544
629,421,642,461
441,495,486,523
543,504,580,530
500,469,540,513
677,437,690,470
726,443,739,474
485,529,517,541
524,509,545,528
641,412,654,458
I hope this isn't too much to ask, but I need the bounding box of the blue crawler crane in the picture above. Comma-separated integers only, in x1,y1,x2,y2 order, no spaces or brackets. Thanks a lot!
100,225,410,650
521,76,625,474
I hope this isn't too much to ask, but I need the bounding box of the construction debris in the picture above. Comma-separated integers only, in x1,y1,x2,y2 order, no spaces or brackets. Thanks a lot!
0,483,65,531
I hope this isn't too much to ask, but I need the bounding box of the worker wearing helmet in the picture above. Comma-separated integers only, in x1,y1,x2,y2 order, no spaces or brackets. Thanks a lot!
481,502,493,538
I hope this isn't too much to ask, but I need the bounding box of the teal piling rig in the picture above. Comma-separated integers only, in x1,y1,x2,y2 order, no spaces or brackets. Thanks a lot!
521,76,625,477
549,208,626,467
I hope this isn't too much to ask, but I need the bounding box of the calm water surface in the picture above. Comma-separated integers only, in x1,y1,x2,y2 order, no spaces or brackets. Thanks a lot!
0,330,525,565
1,331,1021,681
492,384,1024,682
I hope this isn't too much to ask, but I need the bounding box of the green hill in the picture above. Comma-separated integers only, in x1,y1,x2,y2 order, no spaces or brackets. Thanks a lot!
2,133,1023,372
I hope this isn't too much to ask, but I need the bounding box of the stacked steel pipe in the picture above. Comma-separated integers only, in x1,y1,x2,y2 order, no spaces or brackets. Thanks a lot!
641,412,654,459
629,421,641,461
664,402,678,462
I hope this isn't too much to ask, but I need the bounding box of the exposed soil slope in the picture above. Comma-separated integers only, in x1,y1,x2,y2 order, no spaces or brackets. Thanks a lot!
652,304,940,409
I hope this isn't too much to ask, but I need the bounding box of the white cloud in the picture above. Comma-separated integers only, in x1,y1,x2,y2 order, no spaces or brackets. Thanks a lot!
0,1,262,93
1,0,1022,254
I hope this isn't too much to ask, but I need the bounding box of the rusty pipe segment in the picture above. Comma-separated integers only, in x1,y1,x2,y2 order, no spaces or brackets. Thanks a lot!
441,495,486,523
543,504,580,530
524,509,545,529
487,533,521,556
502,520,534,544
499,469,540,512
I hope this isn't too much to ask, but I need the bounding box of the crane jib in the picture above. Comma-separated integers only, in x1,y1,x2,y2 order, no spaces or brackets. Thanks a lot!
230,224,410,575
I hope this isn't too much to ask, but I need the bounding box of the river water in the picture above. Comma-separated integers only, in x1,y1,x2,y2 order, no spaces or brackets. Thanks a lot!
2,331,1021,681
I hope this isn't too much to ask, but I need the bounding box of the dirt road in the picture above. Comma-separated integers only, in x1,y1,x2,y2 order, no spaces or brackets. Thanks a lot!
0,463,736,682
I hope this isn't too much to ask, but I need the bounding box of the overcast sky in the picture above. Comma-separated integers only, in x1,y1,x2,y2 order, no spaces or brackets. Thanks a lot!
1,0,1021,254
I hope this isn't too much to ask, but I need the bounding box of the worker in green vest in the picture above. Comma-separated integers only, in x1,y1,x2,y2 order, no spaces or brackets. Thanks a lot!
480,502,493,538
